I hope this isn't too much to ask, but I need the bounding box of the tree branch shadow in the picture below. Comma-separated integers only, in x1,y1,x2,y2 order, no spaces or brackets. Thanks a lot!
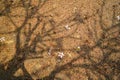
0,0,120,80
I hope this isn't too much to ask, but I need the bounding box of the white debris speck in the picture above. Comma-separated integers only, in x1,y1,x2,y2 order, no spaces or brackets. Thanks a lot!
73,7,77,13
117,16,120,20
0,37,5,42
77,46,81,49
76,46,81,53
65,25,71,30
48,48,52,55
58,52,64,59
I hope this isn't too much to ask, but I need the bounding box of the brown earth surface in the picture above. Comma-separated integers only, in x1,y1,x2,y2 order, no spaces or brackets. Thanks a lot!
0,0,120,80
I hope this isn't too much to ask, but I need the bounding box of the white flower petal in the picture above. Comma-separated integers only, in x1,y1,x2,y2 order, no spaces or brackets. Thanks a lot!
58,52,64,58
0,37,5,42
65,25,71,30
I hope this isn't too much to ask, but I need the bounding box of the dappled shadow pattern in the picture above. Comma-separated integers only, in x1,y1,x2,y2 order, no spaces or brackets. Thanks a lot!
0,0,120,80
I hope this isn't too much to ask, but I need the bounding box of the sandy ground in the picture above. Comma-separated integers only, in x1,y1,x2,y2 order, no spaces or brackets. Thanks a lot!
0,0,120,80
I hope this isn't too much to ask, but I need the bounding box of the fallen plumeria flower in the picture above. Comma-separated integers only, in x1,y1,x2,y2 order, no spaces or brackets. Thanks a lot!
65,25,71,30
58,52,64,59
0,37,5,42
117,16,120,20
